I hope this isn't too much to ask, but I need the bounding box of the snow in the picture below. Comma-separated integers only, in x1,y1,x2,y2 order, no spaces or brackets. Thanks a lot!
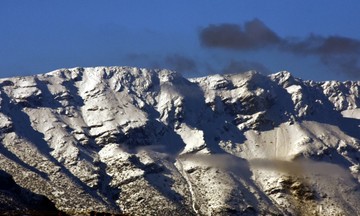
341,108,360,119
176,124,206,154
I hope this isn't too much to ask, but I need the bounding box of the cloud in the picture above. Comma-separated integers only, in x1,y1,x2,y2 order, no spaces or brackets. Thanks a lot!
180,153,354,183
249,158,351,180
222,60,271,74
200,19,360,78
282,36,360,78
282,35,360,55
319,36,360,54
200,20,360,55
200,19,281,50
180,153,248,175
164,54,198,74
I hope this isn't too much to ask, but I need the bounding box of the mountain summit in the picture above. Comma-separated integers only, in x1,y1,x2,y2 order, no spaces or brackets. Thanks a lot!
0,66,360,215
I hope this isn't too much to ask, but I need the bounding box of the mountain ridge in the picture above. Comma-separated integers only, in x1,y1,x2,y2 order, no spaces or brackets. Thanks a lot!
0,66,359,215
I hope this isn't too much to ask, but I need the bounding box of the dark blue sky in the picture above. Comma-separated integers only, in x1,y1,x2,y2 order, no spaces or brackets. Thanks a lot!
1,1,360,81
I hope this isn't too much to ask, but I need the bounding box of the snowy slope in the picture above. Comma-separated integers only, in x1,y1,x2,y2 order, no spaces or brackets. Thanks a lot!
0,66,359,215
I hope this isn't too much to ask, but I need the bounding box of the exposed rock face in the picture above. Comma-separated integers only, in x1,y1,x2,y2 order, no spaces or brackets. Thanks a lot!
0,66,360,215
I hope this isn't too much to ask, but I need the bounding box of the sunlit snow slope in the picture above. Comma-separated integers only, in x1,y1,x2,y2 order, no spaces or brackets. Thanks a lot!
0,66,360,215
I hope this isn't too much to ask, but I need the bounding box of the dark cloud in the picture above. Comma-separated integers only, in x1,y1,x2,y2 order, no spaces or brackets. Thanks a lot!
283,35,360,78
200,20,360,55
200,19,281,50
282,35,360,55
164,54,197,74
318,36,360,54
200,19,360,78
222,60,271,74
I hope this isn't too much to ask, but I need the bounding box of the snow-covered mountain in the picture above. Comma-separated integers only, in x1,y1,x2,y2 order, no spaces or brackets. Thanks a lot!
0,66,360,215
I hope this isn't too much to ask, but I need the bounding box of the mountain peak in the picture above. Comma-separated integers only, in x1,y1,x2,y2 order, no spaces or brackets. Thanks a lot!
270,70,296,87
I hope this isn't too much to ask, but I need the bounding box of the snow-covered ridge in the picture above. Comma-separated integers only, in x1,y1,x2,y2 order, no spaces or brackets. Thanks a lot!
0,66,360,215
